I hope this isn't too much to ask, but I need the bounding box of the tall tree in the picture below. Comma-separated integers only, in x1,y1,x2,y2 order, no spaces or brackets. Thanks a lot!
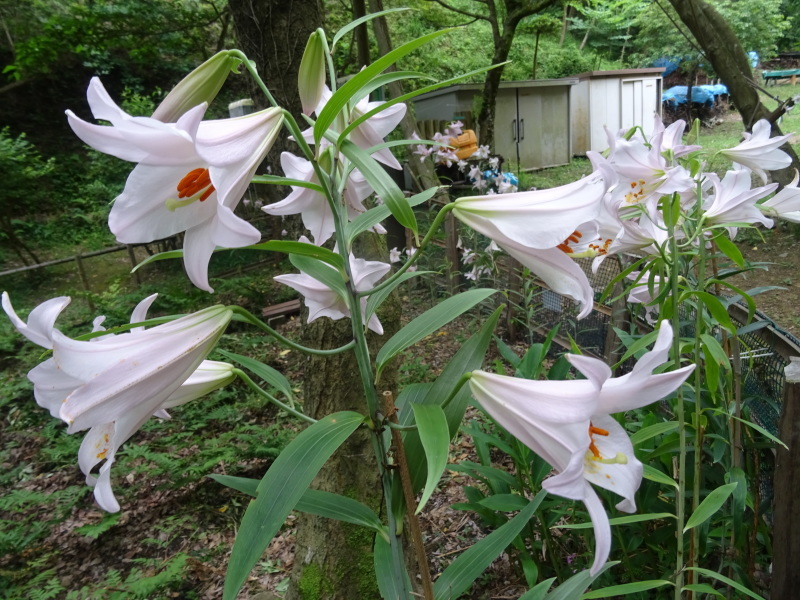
227,3,399,598
425,0,560,149
666,0,800,185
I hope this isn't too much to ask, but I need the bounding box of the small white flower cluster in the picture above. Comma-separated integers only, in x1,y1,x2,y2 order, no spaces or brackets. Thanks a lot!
389,246,418,272
412,120,464,166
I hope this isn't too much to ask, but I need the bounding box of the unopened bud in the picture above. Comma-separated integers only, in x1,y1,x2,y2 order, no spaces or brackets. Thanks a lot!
152,50,242,122
298,31,327,116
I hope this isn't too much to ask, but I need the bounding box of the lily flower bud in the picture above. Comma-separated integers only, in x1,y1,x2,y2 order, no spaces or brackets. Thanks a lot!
298,30,327,116
152,50,242,123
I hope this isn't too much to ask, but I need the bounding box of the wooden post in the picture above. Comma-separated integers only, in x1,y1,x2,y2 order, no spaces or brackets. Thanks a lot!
772,356,800,599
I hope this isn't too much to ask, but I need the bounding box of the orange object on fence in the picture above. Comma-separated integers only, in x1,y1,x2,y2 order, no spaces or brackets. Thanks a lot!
450,130,478,160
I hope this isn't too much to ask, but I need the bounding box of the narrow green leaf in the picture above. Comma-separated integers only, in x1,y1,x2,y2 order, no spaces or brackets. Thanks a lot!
315,28,454,146
478,494,531,512
433,490,546,600
331,7,410,49
616,329,660,363
374,533,413,599
252,240,345,270
685,291,735,332
296,489,385,534
350,70,432,106
131,248,184,272
447,462,518,490
684,482,737,532
347,186,439,244
394,307,503,518
251,174,325,193
376,288,496,375
700,334,731,369
518,577,556,600
544,563,618,600
223,412,364,600
338,138,416,232
210,474,384,534
630,421,679,446
553,512,675,530
411,403,450,514
289,254,349,299
216,349,294,401
581,580,673,598
727,413,788,449
642,464,679,489
686,567,767,600
726,467,747,543
712,232,745,267
682,583,725,597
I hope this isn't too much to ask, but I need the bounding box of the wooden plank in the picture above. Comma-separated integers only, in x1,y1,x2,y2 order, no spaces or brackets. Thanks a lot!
261,299,302,319
772,357,800,599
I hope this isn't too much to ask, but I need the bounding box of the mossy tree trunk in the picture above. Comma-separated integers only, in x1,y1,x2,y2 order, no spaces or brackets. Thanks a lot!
286,235,401,600
228,3,401,598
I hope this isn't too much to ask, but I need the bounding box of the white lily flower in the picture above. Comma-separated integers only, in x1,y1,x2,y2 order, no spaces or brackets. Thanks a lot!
262,152,376,245
274,245,390,334
452,155,614,317
760,170,800,222
720,119,792,183
3,292,233,511
469,322,694,574
702,170,776,230
67,77,283,291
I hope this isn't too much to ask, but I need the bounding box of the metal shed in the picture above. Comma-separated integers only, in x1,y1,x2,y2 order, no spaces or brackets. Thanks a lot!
412,78,578,171
570,68,665,155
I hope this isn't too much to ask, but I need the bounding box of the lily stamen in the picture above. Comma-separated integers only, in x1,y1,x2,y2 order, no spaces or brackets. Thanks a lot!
588,423,610,459
557,230,583,254
176,168,215,202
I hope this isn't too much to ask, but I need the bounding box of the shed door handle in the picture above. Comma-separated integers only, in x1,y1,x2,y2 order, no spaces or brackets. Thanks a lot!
520,119,524,140
512,119,516,141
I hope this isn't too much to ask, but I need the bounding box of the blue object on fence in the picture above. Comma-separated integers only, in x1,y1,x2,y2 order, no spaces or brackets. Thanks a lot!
748,51,759,69
662,85,715,107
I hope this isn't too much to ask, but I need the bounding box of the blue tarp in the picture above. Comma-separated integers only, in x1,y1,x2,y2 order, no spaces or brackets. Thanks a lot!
662,84,728,107
653,57,680,77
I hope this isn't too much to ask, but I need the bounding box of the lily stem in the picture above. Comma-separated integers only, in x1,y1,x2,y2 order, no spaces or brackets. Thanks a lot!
231,307,356,356
234,369,317,424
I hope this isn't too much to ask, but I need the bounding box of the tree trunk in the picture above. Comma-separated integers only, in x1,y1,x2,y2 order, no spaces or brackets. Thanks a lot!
228,4,400,599
667,0,800,186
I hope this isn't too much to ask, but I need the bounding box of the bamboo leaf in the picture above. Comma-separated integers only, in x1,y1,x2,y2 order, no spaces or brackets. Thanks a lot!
223,412,364,600
630,421,679,446
553,512,675,530
642,464,679,489
251,174,325,193
684,482,737,532
581,580,673,598
518,578,556,600
543,562,618,600
686,567,767,600
374,533,413,599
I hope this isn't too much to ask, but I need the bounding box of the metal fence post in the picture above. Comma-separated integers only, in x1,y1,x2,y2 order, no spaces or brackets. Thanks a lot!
772,356,800,599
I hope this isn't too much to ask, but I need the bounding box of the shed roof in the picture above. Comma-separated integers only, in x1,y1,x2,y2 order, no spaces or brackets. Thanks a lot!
413,77,578,102
573,68,666,80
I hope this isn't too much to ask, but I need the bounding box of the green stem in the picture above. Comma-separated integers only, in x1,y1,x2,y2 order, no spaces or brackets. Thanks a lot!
231,307,355,355
666,195,686,600
228,49,279,108
234,369,317,424
359,202,456,298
